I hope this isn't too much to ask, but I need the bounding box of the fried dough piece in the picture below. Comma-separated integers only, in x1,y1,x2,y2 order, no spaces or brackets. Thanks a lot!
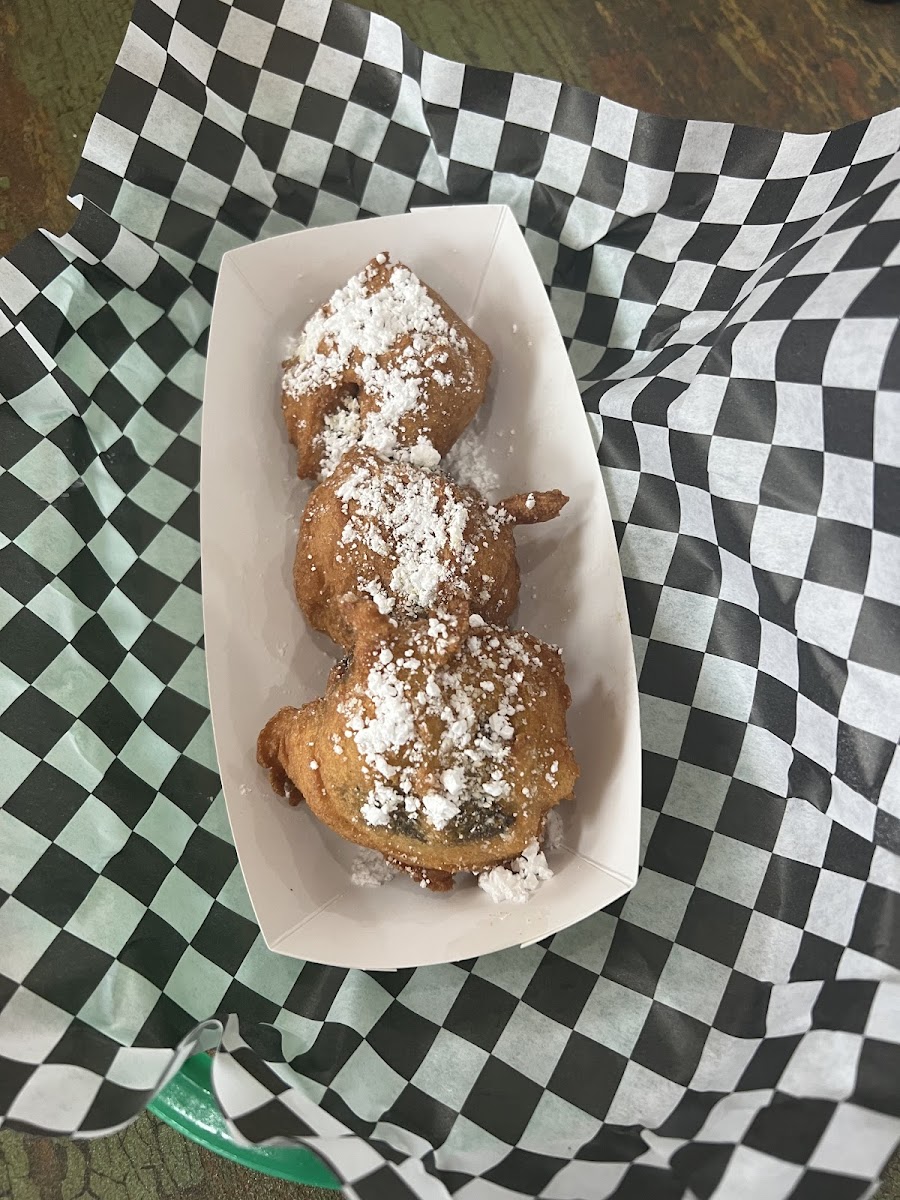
293,449,568,649
257,615,578,889
282,256,492,480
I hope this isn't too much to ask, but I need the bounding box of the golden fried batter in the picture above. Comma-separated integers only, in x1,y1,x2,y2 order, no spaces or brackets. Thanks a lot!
281,256,492,480
293,448,568,649
257,614,578,889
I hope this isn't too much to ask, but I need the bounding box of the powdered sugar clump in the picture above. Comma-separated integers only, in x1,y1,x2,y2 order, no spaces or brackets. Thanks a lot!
351,849,396,887
404,439,442,469
284,258,469,475
360,577,395,615
478,841,553,903
422,792,461,829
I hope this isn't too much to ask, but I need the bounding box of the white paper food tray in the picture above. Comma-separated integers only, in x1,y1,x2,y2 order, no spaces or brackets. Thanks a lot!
200,205,641,970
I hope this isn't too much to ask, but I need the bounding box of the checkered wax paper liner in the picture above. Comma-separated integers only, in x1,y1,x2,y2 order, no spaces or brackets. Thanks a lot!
1,0,899,1196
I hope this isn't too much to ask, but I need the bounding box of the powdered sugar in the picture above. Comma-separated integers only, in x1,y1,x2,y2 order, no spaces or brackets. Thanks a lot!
349,659,416,780
360,578,396,614
404,439,442,469
284,257,468,475
442,420,499,497
351,849,396,887
318,398,361,479
478,840,553,903
335,456,503,616
360,782,404,827
422,792,461,830
340,617,530,834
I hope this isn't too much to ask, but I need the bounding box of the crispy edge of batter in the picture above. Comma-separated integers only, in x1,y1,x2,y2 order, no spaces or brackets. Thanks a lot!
500,489,569,526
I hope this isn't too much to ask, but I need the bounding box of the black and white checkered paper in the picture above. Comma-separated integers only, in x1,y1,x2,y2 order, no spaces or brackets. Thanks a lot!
1,1,898,1196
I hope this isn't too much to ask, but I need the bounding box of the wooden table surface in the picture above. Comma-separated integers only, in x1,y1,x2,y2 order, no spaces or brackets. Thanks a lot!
0,0,898,1197
1,0,899,256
